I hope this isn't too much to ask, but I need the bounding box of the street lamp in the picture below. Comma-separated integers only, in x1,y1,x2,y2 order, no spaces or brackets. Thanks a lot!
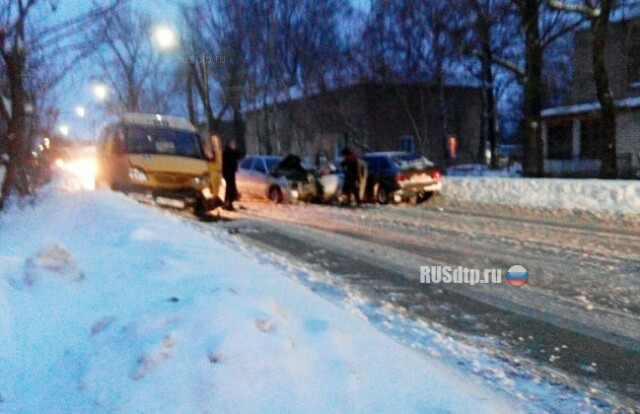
59,125,70,137
92,84,109,101
75,106,86,118
153,25,211,133
153,25,178,51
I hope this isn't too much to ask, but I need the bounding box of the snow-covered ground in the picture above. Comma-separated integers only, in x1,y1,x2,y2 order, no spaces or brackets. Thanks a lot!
0,176,522,413
443,177,640,215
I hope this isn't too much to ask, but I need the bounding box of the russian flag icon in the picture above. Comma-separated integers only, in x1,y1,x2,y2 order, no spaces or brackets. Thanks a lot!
506,265,529,288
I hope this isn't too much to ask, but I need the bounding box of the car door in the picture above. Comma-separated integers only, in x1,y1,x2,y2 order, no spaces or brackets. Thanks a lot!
250,157,270,197
236,157,254,196
363,156,380,198
377,156,397,192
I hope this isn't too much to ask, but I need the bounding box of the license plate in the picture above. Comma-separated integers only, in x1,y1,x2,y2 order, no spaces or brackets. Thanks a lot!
411,174,430,183
156,197,185,209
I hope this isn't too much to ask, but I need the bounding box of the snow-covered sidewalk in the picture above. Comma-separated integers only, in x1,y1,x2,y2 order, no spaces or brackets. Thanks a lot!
443,177,640,215
0,182,520,413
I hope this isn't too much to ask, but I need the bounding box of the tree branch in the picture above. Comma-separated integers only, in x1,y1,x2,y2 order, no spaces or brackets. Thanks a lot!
546,0,600,18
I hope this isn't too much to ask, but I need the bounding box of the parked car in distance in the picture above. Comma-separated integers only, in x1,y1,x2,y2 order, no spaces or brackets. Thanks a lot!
362,152,442,204
236,155,327,203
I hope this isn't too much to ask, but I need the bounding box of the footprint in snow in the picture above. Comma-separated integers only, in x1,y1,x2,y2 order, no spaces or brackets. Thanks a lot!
255,319,276,333
208,351,223,364
131,333,177,380
90,316,117,336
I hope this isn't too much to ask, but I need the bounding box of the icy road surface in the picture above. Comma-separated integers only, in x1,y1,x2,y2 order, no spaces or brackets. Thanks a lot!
209,197,640,411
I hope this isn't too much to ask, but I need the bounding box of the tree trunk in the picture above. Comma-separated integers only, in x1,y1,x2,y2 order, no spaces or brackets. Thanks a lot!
233,106,245,151
436,75,451,166
186,71,197,126
189,61,218,133
521,0,544,177
1,27,30,209
482,42,498,168
592,1,617,179
478,16,500,168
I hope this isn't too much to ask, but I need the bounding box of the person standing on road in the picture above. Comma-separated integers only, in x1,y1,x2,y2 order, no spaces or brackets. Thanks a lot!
341,148,361,207
222,140,241,211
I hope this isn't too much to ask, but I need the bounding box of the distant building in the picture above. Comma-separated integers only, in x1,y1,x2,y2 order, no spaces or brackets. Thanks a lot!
541,17,640,178
243,82,483,167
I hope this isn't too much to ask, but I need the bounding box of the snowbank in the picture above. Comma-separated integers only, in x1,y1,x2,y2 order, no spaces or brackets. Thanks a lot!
0,184,518,413
443,177,640,215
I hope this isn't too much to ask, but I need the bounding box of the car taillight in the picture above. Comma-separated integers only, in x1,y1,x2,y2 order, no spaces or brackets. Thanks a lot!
431,170,442,180
396,174,408,183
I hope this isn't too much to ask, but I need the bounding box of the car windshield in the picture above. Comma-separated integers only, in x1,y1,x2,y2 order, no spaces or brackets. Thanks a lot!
264,157,282,171
124,126,205,159
391,154,433,169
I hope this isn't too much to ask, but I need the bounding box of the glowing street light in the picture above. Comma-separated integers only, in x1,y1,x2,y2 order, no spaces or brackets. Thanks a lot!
92,84,109,101
153,25,178,51
59,125,70,137
75,106,86,118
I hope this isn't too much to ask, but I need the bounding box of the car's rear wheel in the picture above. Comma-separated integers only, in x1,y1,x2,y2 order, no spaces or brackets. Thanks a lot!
268,186,283,204
376,186,390,205
419,192,435,203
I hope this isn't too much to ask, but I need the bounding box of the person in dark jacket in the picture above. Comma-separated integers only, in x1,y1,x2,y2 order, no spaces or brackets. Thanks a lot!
341,148,361,207
222,140,241,211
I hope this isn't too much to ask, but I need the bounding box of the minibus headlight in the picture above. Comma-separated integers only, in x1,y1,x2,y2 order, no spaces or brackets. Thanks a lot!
128,167,148,182
192,173,210,186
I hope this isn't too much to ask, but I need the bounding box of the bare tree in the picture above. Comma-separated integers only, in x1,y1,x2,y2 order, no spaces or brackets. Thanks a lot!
93,5,170,115
0,0,123,209
459,0,520,167
498,0,582,176
360,0,469,159
547,0,621,178
185,0,351,154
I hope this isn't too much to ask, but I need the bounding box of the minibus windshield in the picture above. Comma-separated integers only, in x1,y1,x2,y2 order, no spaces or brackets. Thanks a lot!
125,126,205,159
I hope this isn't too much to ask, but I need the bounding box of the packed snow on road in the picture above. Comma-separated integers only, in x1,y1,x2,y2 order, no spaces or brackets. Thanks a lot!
0,169,636,413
